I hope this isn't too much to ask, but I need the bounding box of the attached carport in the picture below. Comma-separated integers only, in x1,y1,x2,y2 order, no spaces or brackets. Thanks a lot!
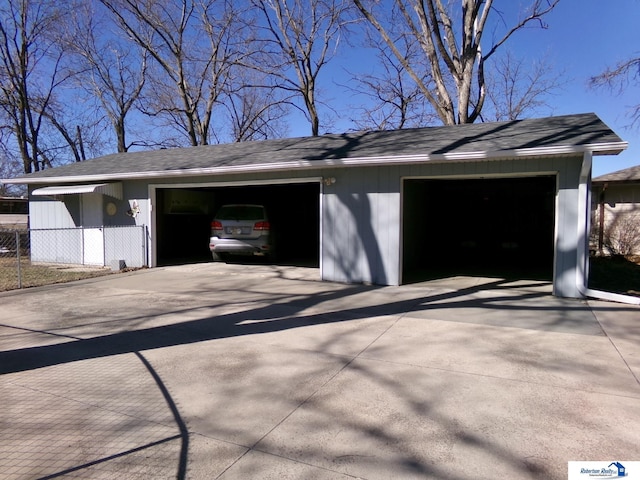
402,176,556,283
152,180,320,266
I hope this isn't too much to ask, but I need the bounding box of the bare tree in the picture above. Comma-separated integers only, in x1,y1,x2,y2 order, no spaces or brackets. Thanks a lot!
591,56,640,127
482,50,565,122
100,0,248,146
0,132,26,195
66,3,148,153
347,32,437,130
224,70,290,141
353,0,560,125
0,0,77,173
250,0,353,136
601,212,640,256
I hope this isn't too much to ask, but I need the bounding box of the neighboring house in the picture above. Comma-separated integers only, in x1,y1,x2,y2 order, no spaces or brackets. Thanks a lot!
592,165,640,256
0,196,29,256
0,113,627,298
0,196,28,230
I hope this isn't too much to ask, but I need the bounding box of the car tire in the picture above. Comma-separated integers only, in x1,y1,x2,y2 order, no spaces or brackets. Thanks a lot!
211,251,223,262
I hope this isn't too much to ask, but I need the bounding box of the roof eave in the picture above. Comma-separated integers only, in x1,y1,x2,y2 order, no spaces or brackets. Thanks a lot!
2,141,628,185
592,178,640,185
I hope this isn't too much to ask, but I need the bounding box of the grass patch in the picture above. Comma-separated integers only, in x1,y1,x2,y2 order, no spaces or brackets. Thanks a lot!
588,255,640,297
0,257,113,292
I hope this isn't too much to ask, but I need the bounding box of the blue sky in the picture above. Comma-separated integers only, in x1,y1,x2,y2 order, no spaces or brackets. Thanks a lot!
511,0,640,177
289,0,640,177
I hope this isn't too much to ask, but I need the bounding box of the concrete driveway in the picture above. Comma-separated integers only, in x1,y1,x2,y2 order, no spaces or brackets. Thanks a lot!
1,263,638,479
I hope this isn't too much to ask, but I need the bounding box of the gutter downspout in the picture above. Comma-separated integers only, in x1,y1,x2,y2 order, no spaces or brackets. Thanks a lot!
577,151,640,305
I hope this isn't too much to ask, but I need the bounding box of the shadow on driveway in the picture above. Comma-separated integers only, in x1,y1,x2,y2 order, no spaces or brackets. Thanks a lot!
0,277,616,376
1,271,639,479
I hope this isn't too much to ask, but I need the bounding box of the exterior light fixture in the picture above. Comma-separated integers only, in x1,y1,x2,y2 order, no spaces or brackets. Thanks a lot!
323,177,336,186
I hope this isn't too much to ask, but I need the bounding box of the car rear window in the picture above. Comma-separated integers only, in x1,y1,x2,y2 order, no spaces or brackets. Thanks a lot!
216,205,265,221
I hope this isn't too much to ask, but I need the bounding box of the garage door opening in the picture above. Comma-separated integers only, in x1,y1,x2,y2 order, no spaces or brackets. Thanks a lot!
402,176,556,284
156,182,320,267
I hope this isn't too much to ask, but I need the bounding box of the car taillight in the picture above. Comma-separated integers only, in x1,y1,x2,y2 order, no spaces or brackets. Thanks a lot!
211,220,223,231
253,221,270,231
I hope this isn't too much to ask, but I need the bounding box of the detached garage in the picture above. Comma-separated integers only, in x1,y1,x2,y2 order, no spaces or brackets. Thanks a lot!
1,113,626,298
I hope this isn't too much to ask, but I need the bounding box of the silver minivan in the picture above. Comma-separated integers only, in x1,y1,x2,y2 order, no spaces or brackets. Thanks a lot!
209,204,271,261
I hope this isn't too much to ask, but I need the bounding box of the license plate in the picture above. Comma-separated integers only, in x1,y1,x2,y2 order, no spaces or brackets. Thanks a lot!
226,226,249,235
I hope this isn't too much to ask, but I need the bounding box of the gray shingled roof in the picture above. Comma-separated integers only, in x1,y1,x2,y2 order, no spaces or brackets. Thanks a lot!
4,113,626,184
593,164,640,183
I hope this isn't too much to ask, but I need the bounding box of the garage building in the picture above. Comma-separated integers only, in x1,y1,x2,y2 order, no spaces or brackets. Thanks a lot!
1,113,626,298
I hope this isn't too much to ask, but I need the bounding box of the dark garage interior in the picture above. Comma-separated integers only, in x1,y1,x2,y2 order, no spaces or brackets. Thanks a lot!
156,182,320,266
403,176,556,283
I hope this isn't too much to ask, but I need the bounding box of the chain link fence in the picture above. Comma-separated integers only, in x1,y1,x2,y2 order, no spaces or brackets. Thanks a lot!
0,226,147,292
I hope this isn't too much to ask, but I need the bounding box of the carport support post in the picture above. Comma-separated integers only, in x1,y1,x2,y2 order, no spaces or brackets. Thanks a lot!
598,184,607,255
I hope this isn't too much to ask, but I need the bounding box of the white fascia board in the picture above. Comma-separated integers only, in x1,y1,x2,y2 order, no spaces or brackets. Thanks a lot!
6,141,628,185
152,176,323,190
